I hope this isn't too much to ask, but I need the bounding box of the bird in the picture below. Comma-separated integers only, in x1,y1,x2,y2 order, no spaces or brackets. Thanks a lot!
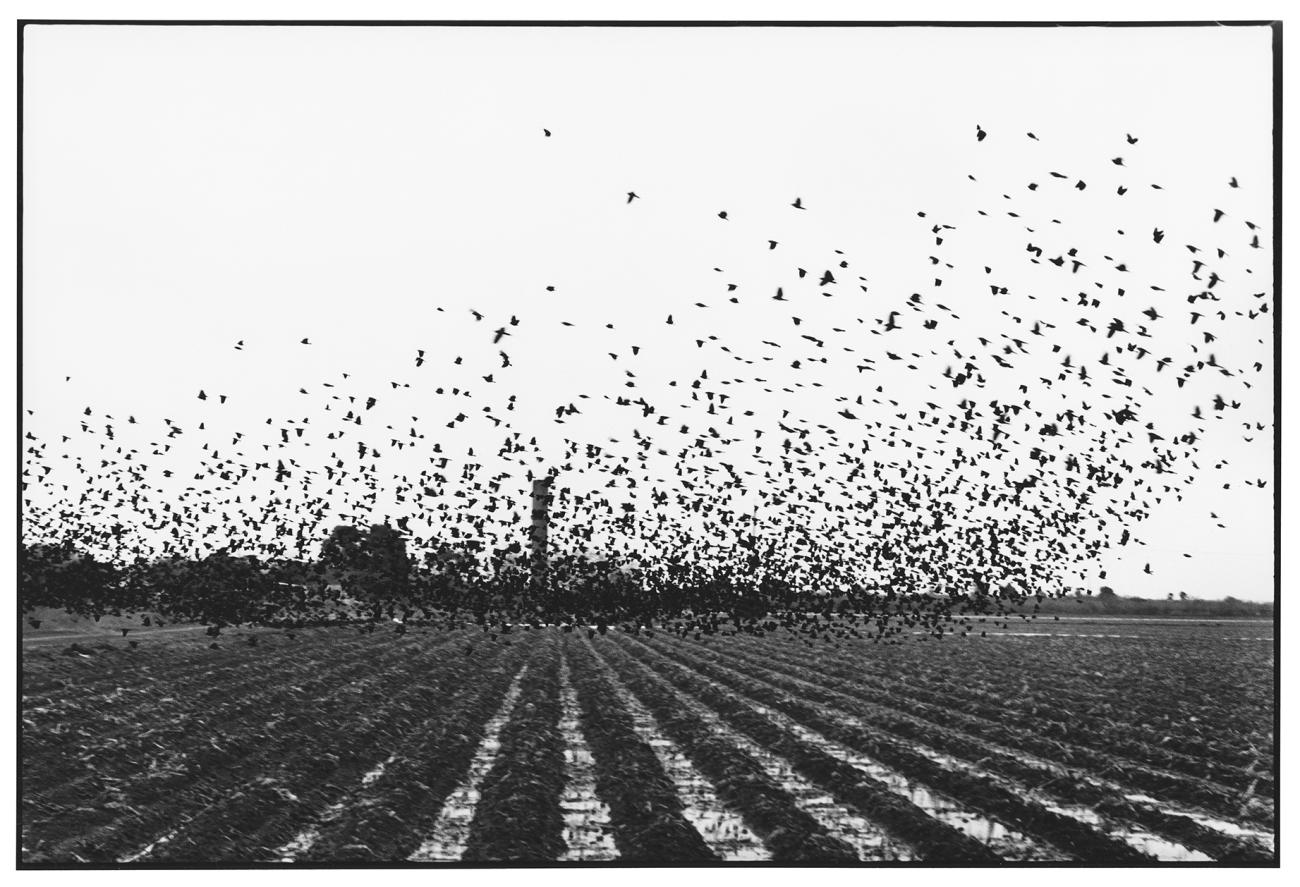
627,191,639,203
22,122,1269,653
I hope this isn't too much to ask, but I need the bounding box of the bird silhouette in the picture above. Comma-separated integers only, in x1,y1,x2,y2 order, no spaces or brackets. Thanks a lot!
20,123,1271,651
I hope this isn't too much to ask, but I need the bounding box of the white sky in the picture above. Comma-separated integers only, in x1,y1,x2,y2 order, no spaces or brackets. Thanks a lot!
20,24,1276,599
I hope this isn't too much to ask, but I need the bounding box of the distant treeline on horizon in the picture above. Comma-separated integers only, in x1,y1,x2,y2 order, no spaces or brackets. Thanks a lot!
1018,589,1273,618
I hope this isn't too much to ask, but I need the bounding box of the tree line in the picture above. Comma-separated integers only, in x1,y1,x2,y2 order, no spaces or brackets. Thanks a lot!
23,523,1136,632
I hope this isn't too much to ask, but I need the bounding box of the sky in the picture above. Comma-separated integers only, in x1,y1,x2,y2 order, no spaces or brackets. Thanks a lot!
20,24,1276,599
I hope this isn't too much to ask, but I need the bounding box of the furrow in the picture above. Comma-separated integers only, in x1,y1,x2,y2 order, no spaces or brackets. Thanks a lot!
592,637,877,862
459,636,567,862
556,654,619,861
635,632,1153,862
632,636,1062,860
571,634,766,862
689,633,1271,858
406,665,530,862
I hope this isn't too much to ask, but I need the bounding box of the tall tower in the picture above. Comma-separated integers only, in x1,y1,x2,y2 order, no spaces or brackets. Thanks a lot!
529,475,554,575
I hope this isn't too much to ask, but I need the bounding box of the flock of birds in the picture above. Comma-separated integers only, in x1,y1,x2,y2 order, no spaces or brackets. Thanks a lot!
21,123,1273,637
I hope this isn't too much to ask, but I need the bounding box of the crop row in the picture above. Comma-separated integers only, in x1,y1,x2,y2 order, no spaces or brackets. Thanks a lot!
21,625,1273,865
22,633,440,860
599,636,1017,862
159,640,508,861
20,627,417,753
814,632,1274,769
302,640,532,860
654,633,1272,859
147,636,525,862
719,633,1272,820
561,634,716,861
25,632,514,863
793,629,1269,765
783,638,1268,793
553,655,619,860
20,627,456,759
769,635,1278,809
808,633,1273,789
591,638,859,861
580,647,773,861
460,635,567,861
625,634,1156,862
22,626,393,708
22,631,456,819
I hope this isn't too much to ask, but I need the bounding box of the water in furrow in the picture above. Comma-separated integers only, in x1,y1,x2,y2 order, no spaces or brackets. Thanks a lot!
557,654,619,861
620,665,913,862
589,654,770,861
406,666,528,862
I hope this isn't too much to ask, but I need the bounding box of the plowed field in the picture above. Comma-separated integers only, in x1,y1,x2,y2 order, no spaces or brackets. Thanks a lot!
21,618,1275,865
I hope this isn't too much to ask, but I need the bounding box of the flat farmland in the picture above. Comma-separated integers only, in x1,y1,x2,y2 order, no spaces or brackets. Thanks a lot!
20,618,1275,865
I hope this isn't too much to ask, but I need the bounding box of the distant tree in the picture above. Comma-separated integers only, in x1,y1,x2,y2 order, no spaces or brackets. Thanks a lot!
365,524,411,586
1098,585,1117,598
318,523,412,608
21,542,126,616
423,540,480,576
319,525,365,573
21,542,73,611
149,550,272,625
